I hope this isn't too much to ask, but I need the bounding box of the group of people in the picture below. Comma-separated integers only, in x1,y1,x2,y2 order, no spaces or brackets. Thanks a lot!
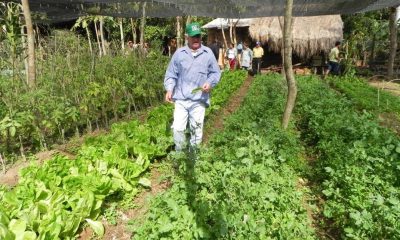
209,40,264,74
163,22,344,161
126,41,149,55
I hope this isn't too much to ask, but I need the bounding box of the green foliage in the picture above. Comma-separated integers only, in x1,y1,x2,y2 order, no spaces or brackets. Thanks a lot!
208,70,247,113
296,76,400,239
0,30,169,155
342,9,391,66
0,69,247,240
0,103,174,239
131,74,315,239
0,2,24,73
329,77,400,115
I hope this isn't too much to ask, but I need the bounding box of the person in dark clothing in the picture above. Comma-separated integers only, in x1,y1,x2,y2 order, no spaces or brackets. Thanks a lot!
209,40,220,61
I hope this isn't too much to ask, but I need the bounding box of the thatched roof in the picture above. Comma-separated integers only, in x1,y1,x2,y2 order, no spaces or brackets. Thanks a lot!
202,18,253,29
249,15,343,58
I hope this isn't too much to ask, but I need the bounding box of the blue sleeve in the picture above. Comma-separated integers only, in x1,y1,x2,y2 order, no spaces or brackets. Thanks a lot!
164,52,179,92
206,53,221,88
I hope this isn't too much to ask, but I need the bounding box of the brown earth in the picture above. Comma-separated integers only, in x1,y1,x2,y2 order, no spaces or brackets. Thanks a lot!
0,129,105,187
2,75,254,239
203,75,254,142
369,79,400,97
368,79,400,135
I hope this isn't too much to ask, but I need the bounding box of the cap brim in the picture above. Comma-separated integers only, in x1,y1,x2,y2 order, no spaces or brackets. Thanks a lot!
188,31,201,37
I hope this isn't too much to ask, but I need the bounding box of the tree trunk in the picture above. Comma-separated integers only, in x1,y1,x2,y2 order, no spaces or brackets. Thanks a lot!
221,22,228,68
119,18,125,51
229,19,233,43
85,27,93,55
232,19,240,45
140,2,146,47
388,6,398,78
278,16,286,76
186,15,191,25
94,20,102,56
282,0,297,130
176,16,182,48
130,18,137,44
100,16,107,56
20,16,29,85
21,0,35,88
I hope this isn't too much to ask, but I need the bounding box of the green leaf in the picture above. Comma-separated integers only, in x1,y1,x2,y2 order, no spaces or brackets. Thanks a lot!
0,224,15,240
22,231,36,240
0,212,10,226
9,219,26,238
9,126,16,137
85,219,104,237
191,87,202,94
138,178,151,188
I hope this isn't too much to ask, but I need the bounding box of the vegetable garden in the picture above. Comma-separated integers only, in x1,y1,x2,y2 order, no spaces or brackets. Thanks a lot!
2,70,400,239
1,1,400,239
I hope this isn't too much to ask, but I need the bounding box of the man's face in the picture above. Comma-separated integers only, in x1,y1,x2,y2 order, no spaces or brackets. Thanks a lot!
187,34,201,50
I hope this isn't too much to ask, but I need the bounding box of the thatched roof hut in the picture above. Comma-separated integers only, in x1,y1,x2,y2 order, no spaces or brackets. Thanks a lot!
202,18,253,46
249,15,343,58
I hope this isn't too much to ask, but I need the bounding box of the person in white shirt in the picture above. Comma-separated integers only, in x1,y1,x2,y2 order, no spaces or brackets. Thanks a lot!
226,43,237,70
325,41,341,77
241,43,253,71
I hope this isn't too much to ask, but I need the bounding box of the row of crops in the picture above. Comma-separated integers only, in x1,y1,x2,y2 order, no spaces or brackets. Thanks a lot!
131,75,316,239
297,76,400,238
129,74,400,239
1,70,399,239
0,70,247,239
0,31,168,157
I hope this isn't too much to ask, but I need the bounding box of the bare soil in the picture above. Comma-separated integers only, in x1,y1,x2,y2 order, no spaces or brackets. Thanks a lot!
203,75,254,142
369,79,400,97
0,129,106,187
367,79,400,135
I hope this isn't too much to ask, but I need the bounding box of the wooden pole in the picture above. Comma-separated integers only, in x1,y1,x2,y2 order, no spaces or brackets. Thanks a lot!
21,0,35,88
119,18,125,51
140,2,146,47
99,16,107,55
388,6,398,78
282,0,297,129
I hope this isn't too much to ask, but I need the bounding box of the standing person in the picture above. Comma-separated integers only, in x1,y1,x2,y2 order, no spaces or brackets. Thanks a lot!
325,41,341,77
241,43,253,71
164,22,221,152
125,40,134,55
209,40,220,61
252,41,264,74
236,41,243,67
226,43,237,70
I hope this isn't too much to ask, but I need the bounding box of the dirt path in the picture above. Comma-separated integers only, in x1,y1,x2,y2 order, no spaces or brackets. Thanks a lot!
203,75,254,142
79,74,255,239
369,79,400,97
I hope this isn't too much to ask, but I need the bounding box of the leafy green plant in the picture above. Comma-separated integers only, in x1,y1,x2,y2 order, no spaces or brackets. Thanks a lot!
0,69,247,240
131,74,315,239
296,75,400,239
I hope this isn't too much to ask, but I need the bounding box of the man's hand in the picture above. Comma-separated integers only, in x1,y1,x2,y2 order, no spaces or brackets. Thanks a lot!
202,82,211,93
165,91,173,103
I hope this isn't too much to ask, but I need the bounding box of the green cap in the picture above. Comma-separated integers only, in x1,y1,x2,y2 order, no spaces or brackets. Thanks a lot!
186,22,201,37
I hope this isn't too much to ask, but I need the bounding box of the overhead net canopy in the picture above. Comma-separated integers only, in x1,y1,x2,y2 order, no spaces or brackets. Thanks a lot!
5,0,400,21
